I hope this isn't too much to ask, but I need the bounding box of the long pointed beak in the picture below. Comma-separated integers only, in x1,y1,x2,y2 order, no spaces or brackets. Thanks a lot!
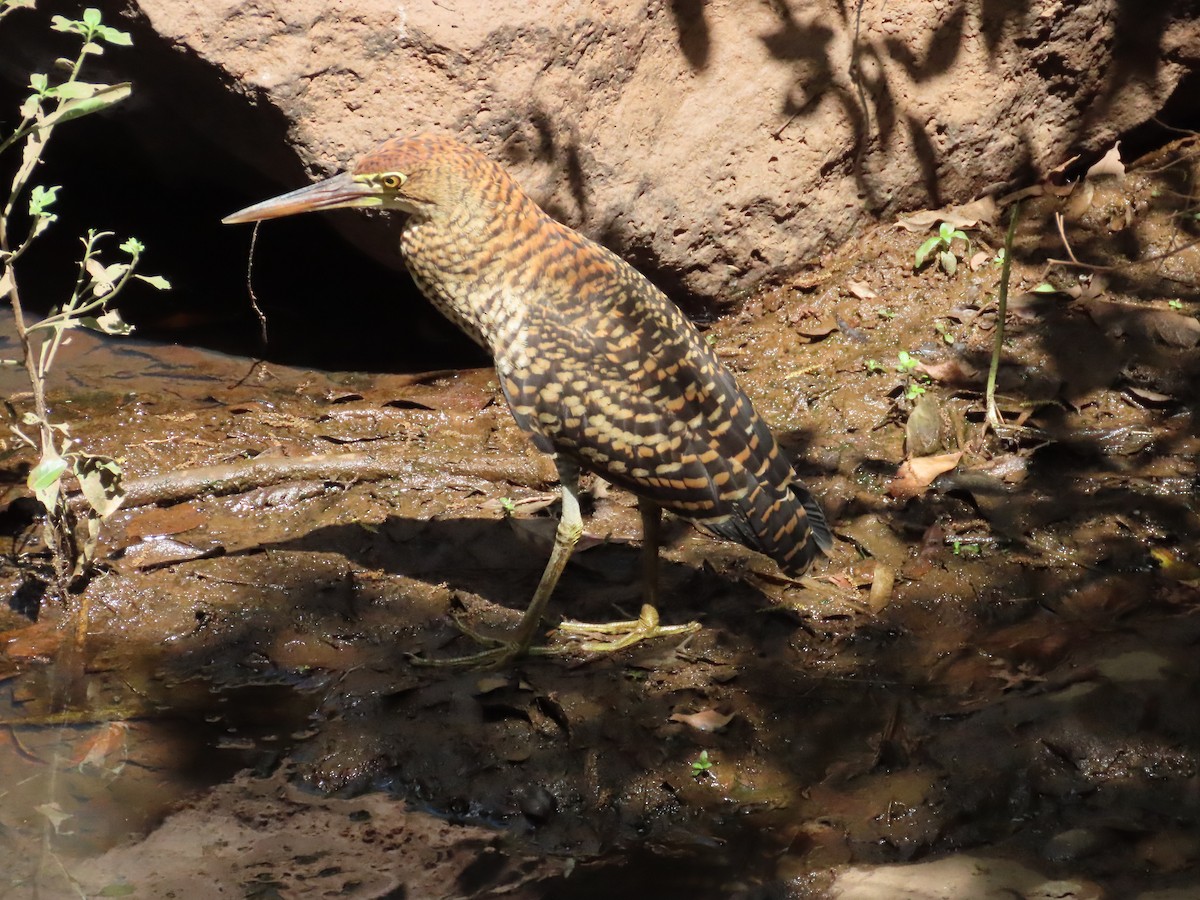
222,172,380,224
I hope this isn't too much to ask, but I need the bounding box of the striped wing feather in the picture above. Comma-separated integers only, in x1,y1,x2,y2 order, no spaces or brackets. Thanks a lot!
500,251,831,574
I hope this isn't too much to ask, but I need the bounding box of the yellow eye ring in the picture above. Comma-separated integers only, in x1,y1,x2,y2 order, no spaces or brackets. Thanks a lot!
380,174,405,189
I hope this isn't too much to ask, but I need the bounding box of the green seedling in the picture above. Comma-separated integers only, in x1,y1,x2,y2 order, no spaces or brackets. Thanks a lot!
865,358,885,374
1169,299,1183,310
895,351,928,401
498,496,517,515
915,221,972,276
691,750,714,776
2,7,169,663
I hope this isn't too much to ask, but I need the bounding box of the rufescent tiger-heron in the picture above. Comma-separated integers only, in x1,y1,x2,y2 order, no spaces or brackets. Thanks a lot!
224,133,832,666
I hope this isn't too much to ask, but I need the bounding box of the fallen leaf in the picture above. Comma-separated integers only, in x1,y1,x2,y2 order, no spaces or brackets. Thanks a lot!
1065,180,1096,217
1046,154,1082,183
72,722,129,775
866,563,894,614
1124,385,1174,406
474,675,511,695
889,452,963,499
36,802,73,834
1085,142,1125,180
846,280,877,300
968,250,990,271
794,314,839,341
670,708,735,732
971,454,1029,484
122,536,225,571
895,197,997,232
905,395,944,458
124,503,206,539
914,358,979,384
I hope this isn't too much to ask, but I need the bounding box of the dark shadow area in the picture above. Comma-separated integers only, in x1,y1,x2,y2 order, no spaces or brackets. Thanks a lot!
669,0,711,72
0,1,484,373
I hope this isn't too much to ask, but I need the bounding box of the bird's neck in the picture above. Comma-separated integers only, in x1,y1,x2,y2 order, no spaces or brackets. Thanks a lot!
399,200,553,358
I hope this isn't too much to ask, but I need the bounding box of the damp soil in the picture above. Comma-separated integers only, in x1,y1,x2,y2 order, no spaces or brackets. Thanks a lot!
3,139,1200,898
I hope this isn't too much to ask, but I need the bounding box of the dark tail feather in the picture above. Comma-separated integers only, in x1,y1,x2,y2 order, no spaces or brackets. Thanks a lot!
703,480,831,576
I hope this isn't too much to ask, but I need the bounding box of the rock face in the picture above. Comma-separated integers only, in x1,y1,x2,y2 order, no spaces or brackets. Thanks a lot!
7,0,1200,305
129,0,1200,297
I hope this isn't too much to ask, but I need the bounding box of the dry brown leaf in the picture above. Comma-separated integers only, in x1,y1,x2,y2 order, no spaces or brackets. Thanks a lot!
914,358,979,384
846,280,877,300
905,395,944,458
1124,385,1174,406
670,709,735,732
70,722,129,772
123,536,224,571
1086,142,1125,180
124,503,206,540
794,314,839,340
895,196,996,233
1047,154,1082,181
866,563,894,614
968,250,990,271
475,675,511,695
889,452,963,499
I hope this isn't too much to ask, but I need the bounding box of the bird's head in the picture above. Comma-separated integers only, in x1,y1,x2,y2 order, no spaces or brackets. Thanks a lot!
223,133,489,225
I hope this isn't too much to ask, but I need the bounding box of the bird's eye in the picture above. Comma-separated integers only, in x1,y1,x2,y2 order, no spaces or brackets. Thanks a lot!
380,174,405,189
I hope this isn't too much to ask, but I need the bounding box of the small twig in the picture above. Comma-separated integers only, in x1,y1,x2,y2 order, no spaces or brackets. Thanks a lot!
1054,212,1081,265
246,222,269,347
985,200,1021,433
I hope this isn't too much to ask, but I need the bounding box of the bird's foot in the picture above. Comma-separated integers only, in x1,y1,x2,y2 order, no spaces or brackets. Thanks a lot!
407,612,538,668
552,604,701,654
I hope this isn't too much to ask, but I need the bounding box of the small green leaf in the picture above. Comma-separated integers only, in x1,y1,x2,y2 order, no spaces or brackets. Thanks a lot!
939,249,957,276
87,310,134,335
1031,282,1060,294
135,274,171,290
896,351,918,372
49,14,78,33
97,25,132,46
938,221,955,242
52,81,98,100
28,455,68,509
82,7,102,27
915,235,941,269
81,42,104,55
36,82,131,129
119,237,145,255
29,184,61,216
29,72,49,94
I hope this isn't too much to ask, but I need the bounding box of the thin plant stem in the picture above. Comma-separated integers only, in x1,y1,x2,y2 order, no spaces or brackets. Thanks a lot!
986,200,1021,432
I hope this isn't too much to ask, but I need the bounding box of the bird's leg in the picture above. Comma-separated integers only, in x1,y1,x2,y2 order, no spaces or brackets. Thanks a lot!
410,457,584,667
554,497,701,653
